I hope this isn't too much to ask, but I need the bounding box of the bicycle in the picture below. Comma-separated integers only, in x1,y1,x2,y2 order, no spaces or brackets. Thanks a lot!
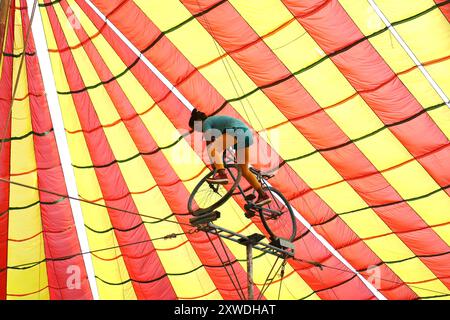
188,147,297,242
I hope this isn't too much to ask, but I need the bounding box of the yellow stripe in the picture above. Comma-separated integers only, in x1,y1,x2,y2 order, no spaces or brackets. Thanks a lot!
332,0,450,251
142,104,318,300
7,3,48,299
338,0,450,139
252,0,450,297
40,4,136,300
425,58,450,122
133,0,320,300
49,1,225,300
199,0,449,297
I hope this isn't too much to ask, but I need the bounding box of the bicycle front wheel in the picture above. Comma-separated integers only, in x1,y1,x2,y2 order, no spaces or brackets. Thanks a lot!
188,164,242,216
259,186,297,242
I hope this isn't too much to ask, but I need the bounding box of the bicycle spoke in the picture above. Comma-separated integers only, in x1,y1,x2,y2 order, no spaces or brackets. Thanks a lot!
257,187,296,242
259,206,283,216
188,164,242,214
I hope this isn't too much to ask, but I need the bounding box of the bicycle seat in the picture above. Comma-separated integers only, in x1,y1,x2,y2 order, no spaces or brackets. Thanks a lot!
262,173,274,180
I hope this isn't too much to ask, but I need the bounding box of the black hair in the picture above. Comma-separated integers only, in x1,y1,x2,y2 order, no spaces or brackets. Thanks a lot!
188,108,208,130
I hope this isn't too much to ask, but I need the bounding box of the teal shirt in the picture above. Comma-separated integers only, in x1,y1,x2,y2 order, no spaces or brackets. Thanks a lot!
202,115,253,148
202,115,249,133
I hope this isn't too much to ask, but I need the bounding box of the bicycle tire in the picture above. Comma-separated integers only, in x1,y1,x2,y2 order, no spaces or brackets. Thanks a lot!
259,186,297,242
188,164,242,216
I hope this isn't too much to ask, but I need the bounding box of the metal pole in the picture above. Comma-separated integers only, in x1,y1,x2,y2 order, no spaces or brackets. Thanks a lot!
247,243,254,300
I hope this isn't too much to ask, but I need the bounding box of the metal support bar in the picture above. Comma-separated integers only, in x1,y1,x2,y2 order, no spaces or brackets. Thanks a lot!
190,211,221,226
238,233,265,301
196,220,295,259
192,212,295,300
246,243,253,300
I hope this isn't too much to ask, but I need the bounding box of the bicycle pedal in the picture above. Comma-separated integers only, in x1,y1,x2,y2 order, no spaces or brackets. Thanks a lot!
245,211,256,219
244,203,255,211
245,194,256,201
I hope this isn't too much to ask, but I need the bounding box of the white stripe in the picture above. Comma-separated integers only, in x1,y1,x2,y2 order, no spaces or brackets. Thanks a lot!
368,0,450,108
84,0,195,112
86,0,387,299
29,0,99,299
291,205,386,299
267,182,387,300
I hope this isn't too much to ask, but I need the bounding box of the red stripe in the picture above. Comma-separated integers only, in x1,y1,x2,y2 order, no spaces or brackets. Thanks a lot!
362,218,450,241
72,0,257,299
78,166,207,203
90,0,398,300
10,167,50,177
182,0,436,298
262,51,450,133
6,281,98,297
0,91,43,102
178,288,217,300
64,100,157,134
284,0,450,191
435,0,450,22
282,0,450,287
8,226,70,242
0,6,14,301
44,1,176,300
91,239,192,262
87,0,397,299
19,1,93,299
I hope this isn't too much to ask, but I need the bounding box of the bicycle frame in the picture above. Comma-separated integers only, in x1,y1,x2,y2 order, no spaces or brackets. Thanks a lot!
223,148,270,210
188,147,296,242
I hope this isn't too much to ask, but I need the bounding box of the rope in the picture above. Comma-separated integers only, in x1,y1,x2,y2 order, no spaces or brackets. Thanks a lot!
189,0,340,300
0,177,193,229
205,231,245,300
213,226,246,298
1,230,189,272
292,257,450,298
256,256,281,300
301,230,340,300
277,260,286,300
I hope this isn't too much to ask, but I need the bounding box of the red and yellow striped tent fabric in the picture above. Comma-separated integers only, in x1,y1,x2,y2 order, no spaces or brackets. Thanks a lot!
0,0,449,300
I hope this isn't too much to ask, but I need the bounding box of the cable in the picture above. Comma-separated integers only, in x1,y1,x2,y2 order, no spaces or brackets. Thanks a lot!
257,256,285,300
257,257,279,300
2,182,447,298
299,228,340,300
277,260,286,300
193,0,345,299
1,230,188,272
205,231,245,300
0,177,194,229
292,257,450,298
191,0,345,300
214,226,246,298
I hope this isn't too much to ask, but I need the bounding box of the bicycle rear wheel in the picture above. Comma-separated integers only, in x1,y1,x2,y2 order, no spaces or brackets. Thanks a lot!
258,186,297,242
188,164,242,216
